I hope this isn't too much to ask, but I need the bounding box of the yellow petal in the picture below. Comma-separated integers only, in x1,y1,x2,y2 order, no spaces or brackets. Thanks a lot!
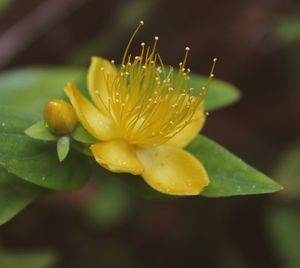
88,56,117,113
167,116,206,147
64,82,117,141
136,144,209,195
168,103,206,147
91,140,144,175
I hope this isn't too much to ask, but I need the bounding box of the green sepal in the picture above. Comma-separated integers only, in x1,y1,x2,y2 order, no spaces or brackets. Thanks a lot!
57,136,70,162
24,121,57,141
71,125,98,144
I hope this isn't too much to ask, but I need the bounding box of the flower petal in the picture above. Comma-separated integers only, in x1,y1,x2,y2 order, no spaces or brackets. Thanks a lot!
167,103,206,147
88,56,117,113
167,116,206,147
91,140,144,175
64,82,117,141
137,144,209,195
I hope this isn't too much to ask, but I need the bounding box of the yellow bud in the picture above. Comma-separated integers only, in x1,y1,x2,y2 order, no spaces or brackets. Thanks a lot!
44,99,78,135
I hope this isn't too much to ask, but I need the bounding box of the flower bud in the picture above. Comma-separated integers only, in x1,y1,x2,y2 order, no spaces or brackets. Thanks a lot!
44,99,78,135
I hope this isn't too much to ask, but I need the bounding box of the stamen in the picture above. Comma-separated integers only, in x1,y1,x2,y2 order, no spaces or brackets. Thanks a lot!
107,22,215,146
121,21,144,65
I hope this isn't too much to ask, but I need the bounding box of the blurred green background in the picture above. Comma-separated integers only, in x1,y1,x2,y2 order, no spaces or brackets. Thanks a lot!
0,0,299,267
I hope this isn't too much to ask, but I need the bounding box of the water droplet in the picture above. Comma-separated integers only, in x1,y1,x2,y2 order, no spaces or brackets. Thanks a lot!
237,185,241,192
1,122,6,127
42,176,46,181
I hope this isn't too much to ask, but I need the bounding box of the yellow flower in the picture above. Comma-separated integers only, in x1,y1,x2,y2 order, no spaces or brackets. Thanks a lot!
65,21,216,195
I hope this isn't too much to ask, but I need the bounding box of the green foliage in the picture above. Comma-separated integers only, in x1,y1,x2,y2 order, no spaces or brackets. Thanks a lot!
25,121,57,141
0,251,56,268
0,67,84,113
187,136,282,197
0,167,46,225
0,106,91,191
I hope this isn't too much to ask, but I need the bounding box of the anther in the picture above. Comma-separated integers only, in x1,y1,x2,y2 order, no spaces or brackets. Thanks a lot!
154,36,159,40
141,42,145,46
140,20,144,25
100,67,104,71
185,47,190,51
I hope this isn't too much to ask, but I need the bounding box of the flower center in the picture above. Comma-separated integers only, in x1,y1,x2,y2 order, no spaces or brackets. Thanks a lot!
98,21,216,146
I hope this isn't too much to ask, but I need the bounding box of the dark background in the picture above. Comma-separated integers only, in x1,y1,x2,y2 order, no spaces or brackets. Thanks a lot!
0,0,299,267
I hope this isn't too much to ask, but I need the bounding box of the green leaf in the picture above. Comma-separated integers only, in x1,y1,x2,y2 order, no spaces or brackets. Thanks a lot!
0,250,57,268
187,135,282,197
71,125,98,144
0,166,46,225
0,67,84,114
24,121,57,141
57,136,70,162
0,105,91,191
